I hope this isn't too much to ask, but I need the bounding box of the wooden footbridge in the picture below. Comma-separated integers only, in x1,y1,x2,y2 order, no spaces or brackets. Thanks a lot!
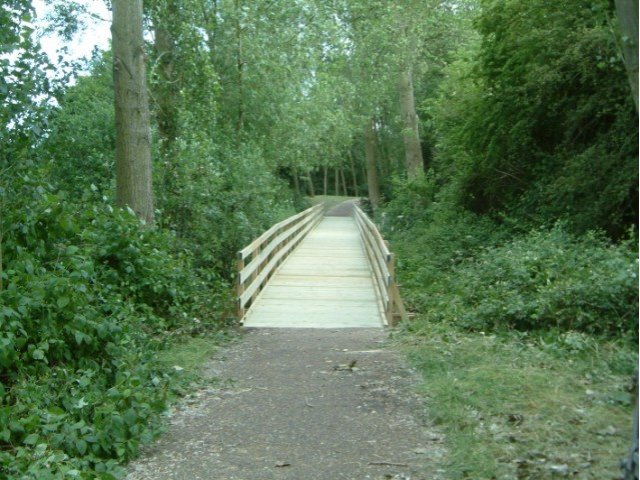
236,200,408,328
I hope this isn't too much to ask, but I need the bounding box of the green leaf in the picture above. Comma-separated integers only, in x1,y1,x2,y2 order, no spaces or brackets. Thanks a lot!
57,297,70,308
23,433,39,445
32,349,45,360
75,438,87,455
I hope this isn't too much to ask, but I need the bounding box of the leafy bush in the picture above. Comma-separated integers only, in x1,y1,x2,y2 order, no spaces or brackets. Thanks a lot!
406,224,638,337
0,175,229,478
426,0,638,237
381,177,504,309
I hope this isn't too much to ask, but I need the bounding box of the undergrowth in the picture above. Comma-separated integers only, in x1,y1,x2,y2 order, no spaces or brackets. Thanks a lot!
0,176,234,479
400,322,637,479
382,175,638,479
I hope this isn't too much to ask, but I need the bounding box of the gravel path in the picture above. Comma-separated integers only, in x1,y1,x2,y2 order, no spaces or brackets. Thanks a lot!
127,328,445,480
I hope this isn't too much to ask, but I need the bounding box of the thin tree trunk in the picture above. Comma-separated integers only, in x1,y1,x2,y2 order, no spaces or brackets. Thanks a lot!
348,152,359,197
306,170,315,197
0,216,3,292
364,118,380,209
235,0,244,133
204,0,219,62
340,168,348,196
399,66,424,178
334,167,339,196
113,0,154,225
615,0,639,111
292,166,300,194
153,10,178,154
323,166,328,196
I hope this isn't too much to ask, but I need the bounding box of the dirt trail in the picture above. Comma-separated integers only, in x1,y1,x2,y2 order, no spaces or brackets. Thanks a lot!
127,328,445,480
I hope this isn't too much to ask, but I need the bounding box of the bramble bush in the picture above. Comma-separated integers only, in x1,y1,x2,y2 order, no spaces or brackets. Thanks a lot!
0,175,229,478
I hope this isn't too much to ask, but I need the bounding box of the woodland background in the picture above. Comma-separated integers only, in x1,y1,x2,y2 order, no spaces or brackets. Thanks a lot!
0,0,638,478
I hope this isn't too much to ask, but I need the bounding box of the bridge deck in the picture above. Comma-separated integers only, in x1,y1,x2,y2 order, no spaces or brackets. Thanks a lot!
243,216,384,328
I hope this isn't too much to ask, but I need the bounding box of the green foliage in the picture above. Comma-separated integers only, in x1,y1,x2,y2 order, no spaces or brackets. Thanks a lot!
403,323,637,479
156,134,297,276
388,194,638,337
427,0,638,236
382,176,504,305
0,174,229,478
44,54,115,195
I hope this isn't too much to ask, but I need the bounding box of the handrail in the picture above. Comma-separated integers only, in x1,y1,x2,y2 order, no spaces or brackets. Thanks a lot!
353,204,408,326
236,204,324,321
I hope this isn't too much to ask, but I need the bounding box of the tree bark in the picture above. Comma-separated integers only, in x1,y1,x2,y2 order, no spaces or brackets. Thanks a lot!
364,118,380,209
615,0,639,111
340,168,348,196
399,67,424,178
112,0,154,225
235,0,245,133
348,152,359,197
306,170,315,197
153,6,179,155
292,166,300,194
323,166,328,196
334,167,339,196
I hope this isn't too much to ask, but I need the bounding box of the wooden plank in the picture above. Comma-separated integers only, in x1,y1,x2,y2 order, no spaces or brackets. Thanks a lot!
243,215,384,328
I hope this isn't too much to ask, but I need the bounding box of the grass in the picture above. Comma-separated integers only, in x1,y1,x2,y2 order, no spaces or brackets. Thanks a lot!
398,321,637,479
155,331,238,398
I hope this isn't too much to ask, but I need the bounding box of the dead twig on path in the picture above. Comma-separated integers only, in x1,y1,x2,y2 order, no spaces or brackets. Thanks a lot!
368,461,409,467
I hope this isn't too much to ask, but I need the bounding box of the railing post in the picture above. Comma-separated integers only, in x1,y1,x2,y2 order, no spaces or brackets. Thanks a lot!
386,251,396,326
250,245,261,305
236,254,245,321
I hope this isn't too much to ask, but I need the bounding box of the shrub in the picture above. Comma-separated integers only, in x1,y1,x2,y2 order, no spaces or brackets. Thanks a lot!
409,224,638,337
0,176,229,478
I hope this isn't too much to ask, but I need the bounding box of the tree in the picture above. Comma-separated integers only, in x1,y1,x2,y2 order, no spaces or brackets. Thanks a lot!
399,66,424,177
615,0,639,111
364,118,381,209
112,0,154,225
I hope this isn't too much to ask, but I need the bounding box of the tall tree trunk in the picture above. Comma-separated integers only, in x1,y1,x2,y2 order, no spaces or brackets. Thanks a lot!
334,167,339,196
0,216,3,292
364,118,380,209
152,5,178,154
340,168,348,196
348,152,359,197
203,0,219,64
292,166,300,194
399,66,424,178
323,166,328,195
112,0,154,225
306,170,315,197
615,0,639,111
235,0,244,133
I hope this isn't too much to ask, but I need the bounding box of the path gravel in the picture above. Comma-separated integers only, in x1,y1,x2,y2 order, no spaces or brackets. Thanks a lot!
126,328,445,480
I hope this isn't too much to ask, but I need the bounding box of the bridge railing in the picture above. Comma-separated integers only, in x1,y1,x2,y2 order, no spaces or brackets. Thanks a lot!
353,204,409,326
236,204,324,321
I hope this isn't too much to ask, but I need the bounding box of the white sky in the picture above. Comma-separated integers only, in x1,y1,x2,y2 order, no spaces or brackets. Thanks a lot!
33,0,112,64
